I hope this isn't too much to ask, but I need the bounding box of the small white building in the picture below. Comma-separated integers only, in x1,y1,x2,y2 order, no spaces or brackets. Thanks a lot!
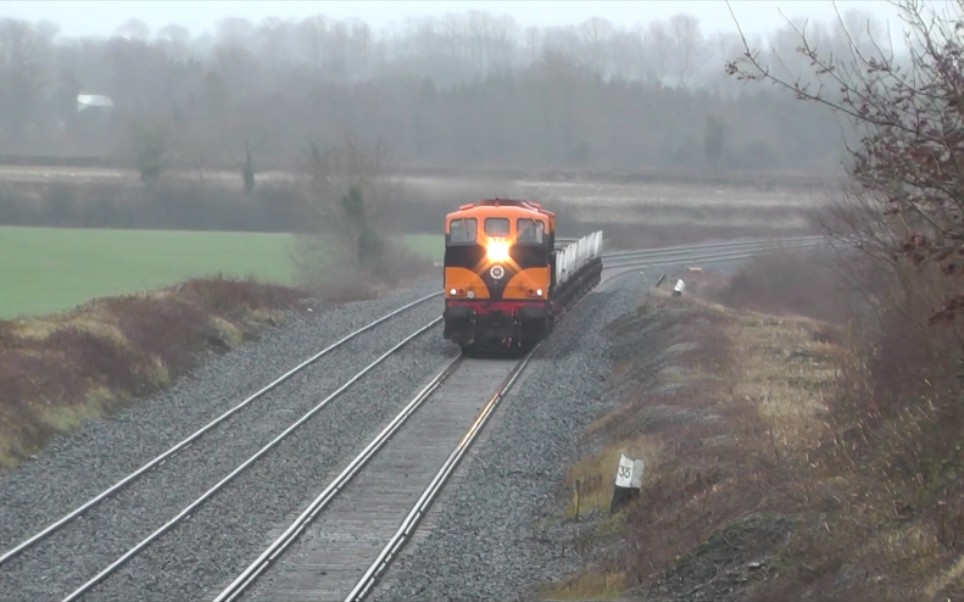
76,94,115,112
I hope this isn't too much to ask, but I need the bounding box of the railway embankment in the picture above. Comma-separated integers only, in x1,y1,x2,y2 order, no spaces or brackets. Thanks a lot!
540,285,842,600
374,262,959,601
0,277,307,469
541,276,961,601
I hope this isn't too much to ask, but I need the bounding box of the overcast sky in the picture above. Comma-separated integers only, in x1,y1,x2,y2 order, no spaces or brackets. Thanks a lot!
1,0,906,38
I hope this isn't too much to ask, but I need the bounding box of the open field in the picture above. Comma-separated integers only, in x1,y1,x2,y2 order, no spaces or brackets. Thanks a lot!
401,174,831,247
0,227,442,319
0,162,834,189
1,165,832,249
0,168,831,317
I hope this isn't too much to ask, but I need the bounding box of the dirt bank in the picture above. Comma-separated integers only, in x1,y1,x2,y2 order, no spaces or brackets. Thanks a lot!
0,277,307,469
544,281,961,601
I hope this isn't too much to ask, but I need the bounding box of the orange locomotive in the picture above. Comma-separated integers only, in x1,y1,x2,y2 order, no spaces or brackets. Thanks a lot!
443,198,601,353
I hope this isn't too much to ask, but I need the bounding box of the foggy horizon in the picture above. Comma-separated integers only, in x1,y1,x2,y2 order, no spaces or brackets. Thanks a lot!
0,0,924,179
3,0,904,41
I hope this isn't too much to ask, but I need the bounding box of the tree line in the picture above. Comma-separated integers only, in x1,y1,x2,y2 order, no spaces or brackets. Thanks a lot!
0,10,888,175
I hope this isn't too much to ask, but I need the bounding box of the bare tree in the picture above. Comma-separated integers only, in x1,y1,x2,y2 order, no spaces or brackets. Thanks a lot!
0,19,56,147
609,28,645,81
577,17,615,77
642,20,670,85
156,23,191,62
294,138,409,295
114,18,150,42
0,9,860,170
727,0,964,327
667,14,707,87
465,11,517,76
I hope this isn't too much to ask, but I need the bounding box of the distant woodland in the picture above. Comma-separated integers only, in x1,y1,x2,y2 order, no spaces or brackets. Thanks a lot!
0,10,890,174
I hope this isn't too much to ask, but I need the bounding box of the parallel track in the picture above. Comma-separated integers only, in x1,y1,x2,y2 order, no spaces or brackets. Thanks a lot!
602,234,823,259
213,352,536,602
213,355,465,602
0,293,441,601
59,317,442,601
255,235,827,602
602,235,825,269
0,291,440,569
1,235,828,601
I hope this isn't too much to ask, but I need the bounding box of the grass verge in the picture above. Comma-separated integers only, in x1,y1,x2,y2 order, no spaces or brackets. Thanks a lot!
543,277,961,600
0,275,306,470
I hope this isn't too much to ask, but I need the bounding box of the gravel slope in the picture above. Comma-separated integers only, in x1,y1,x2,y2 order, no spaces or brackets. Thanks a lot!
0,271,651,602
371,273,648,602
0,282,453,601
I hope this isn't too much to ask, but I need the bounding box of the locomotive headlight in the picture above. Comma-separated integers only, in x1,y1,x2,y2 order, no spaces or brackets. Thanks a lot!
486,239,510,263
449,288,457,296
467,290,476,299
536,288,543,297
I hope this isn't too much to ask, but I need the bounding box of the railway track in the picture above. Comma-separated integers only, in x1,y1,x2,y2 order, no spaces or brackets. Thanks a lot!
214,351,537,602
0,292,444,600
0,234,826,601
209,236,830,601
602,234,826,270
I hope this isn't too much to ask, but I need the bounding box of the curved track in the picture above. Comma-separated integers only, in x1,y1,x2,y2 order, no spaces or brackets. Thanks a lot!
214,236,831,601
0,292,441,570
0,234,826,601
60,318,441,601
0,293,441,600
602,235,825,269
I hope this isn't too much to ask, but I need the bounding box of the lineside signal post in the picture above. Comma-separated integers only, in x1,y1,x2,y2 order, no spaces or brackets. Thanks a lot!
610,454,644,513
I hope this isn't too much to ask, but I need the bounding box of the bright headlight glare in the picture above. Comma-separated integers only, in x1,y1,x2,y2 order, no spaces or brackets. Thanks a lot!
537,288,543,296
449,288,457,296
486,239,510,263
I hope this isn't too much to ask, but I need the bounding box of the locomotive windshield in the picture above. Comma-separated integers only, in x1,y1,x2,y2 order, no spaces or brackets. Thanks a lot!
517,219,545,244
449,218,477,244
484,217,510,237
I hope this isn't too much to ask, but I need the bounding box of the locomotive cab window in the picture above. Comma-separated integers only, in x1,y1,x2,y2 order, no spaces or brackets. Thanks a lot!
484,217,510,237
516,219,545,244
448,218,477,244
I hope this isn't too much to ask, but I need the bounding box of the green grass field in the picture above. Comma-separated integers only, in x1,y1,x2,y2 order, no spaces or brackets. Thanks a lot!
1,227,443,319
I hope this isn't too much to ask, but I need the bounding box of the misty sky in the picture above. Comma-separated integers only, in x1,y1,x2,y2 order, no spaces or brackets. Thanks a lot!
3,0,905,38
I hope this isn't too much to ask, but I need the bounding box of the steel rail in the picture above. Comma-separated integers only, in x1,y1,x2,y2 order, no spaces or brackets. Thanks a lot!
602,235,825,260
12,236,824,597
603,240,827,270
60,317,442,602
601,245,830,288
603,239,823,264
0,292,440,569
216,235,828,602
213,354,464,602
344,346,539,602
342,237,829,600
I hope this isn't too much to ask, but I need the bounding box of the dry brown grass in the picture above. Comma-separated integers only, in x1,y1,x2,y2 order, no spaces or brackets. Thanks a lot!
542,281,964,601
696,247,854,324
564,438,662,520
0,276,305,470
397,175,823,249
541,569,627,601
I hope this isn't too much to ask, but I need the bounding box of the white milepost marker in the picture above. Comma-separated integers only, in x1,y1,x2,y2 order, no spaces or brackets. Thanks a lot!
673,279,685,297
610,454,644,513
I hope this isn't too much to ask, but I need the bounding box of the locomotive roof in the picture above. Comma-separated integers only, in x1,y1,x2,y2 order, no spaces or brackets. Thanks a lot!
446,198,554,220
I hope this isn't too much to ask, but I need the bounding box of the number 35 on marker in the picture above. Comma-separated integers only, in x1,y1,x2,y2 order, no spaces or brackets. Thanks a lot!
614,454,644,490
